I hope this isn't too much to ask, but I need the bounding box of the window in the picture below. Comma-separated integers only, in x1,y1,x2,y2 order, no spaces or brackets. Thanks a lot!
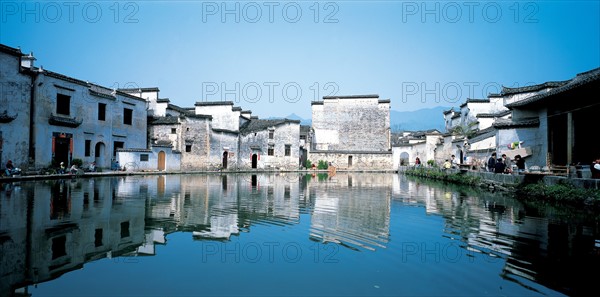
185,145,192,152
186,127,190,131
268,144,274,156
285,144,291,156
123,108,133,125
113,141,124,157
85,140,91,157
268,130,274,139
56,94,70,115
171,128,177,134
140,154,149,161
300,135,306,140
120,221,130,238
94,229,103,247
52,236,67,259
98,103,106,121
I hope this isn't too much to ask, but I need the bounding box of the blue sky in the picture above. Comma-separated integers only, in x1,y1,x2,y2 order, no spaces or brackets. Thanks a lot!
2,1,599,119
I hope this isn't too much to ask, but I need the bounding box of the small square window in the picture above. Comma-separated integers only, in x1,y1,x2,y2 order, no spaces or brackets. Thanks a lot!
186,145,192,152
268,130,274,139
98,103,106,121
140,154,149,162
123,108,133,125
85,140,91,157
171,128,177,134
52,236,67,259
56,94,70,115
120,221,130,238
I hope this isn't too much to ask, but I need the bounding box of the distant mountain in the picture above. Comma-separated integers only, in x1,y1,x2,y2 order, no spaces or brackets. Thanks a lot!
267,113,312,125
270,107,449,132
390,106,449,132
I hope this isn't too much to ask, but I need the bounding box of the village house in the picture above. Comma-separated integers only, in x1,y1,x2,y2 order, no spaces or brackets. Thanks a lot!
238,118,301,169
0,44,149,172
0,44,31,171
310,94,393,170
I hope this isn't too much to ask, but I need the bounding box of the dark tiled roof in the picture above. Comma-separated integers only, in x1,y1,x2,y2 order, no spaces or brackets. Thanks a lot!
195,101,234,106
323,94,379,99
118,87,160,92
157,98,170,103
241,110,252,113
378,99,391,104
0,43,22,56
232,107,242,111
468,126,496,143
506,68,600,108
501,81,570,95
167,104,188,114
466,98,490,103
117,148,152,152
149,116,179,125
240,119,300,135
488,93,502,98
48,114,82,128
451,113,461,119
476,110,511,118
187,114,212,120
311,101,324,105
300,125,311,133
493,118,540,129
89,89,115,100
443,108,454,115
43,70,89,87
411,129,441,137
212,128,238,134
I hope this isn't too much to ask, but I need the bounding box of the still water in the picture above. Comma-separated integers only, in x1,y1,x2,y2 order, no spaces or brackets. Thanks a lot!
1,173,598,296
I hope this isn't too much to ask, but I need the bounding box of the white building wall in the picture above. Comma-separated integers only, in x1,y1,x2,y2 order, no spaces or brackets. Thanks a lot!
0,48,31,170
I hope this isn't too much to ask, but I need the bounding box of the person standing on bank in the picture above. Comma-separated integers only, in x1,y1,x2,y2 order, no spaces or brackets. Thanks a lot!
514,155,526,173
487,152,497,172
591,158,600,179
494,157,506,174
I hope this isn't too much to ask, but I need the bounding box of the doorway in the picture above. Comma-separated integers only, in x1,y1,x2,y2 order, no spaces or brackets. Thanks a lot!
95,142,105,167
222,151,228,169
252,154,258,169
54,136,71,166
158,151,166,171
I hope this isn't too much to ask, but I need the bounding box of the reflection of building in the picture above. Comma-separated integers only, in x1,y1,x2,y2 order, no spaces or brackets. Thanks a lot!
0,178,145,296
308,173,391,250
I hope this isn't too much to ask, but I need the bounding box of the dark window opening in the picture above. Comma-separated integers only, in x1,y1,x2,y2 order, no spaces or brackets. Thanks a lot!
284,185,290,199
140,154,149,162
113,141,124,157
123,108,133,125
300,135,306,140
268,130,274,139
185,145,192,152
268,145,274,156
94,229,103,247
171,128,177,134
56,94,70,115
52,236,67,259
285,145,291,156
120,221,130,238
85,140,91,157
98,103,106,121
186,127,190,131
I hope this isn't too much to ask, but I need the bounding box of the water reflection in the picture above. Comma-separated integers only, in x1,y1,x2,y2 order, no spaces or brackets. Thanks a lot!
0,174,598,296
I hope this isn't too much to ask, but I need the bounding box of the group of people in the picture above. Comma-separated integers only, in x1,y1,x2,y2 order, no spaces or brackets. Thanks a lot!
486,152,526,174
4,160,21,177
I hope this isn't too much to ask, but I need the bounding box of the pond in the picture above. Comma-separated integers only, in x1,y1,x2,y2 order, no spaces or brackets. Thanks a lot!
1,173,598,296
